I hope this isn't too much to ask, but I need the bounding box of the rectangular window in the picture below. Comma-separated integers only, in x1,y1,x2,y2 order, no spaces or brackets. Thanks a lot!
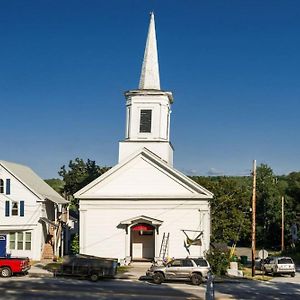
11,201,18,216
9,233,16,250
139,109,152,133
17,232,23,250
9,232,31,251
25,232,32,250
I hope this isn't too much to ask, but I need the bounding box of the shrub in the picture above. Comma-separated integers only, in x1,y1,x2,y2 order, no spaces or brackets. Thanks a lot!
205,246,230,276
71,234,79,254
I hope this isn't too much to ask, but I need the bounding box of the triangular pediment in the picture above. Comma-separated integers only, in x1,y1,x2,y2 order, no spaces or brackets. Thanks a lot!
120,215,163,226
74,148,213,200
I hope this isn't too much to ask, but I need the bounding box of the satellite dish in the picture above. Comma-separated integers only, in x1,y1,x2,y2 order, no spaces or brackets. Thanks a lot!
258,249,268,259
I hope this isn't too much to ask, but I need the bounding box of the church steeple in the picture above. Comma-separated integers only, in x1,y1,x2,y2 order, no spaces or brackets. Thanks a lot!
119,13,174,166
139,12,161,90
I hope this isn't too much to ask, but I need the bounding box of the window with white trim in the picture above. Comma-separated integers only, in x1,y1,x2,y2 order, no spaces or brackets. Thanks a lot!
9,232,32,251
17,232,23,250
9,233,16,249
25,232,31,250
5,201,25,217
11,201,19,216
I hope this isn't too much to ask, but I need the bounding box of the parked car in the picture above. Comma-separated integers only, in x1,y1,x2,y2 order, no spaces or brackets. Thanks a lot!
146,257,211,285
0,257,31,278
255,257,268,271
263,256,296,277
57,254,118,281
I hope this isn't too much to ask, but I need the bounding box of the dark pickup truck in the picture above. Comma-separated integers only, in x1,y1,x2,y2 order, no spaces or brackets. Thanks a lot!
0,257,31,277
57,254,118,281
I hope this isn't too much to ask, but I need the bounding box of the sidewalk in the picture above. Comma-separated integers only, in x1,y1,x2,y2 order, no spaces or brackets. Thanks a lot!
28,262,53,278
115,262,151,280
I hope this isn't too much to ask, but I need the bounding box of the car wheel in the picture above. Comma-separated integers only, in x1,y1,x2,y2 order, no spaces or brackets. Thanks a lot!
291,273,295,277
90,273,99,282
191,273,202,285
0,267,12,278
153,272,164,284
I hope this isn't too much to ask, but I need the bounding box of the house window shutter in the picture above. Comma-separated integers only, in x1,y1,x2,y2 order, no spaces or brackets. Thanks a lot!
0,179,4,193
20,201,25,217
5,201,10,217
6,179,11,195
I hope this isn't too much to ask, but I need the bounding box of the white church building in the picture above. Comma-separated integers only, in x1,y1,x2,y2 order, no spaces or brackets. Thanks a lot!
74,13,213,262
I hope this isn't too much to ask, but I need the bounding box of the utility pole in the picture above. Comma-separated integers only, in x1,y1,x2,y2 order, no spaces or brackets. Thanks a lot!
251,160,257,277
281,196,285,252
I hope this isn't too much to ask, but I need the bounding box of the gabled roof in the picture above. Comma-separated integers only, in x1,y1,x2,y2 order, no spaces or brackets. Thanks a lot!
0,160,68,204
74,148,213,200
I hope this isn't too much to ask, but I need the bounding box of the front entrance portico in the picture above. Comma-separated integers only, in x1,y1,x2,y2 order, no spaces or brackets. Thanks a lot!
119,215,163,261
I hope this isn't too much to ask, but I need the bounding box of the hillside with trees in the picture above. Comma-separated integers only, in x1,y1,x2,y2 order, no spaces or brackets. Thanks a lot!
192,164,300,250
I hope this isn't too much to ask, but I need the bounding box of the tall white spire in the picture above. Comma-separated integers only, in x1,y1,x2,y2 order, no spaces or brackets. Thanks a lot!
139,12,161,90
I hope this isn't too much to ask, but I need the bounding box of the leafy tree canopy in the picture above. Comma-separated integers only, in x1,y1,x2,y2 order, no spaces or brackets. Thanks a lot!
193,165,300,250
192,176,251,245
45,178,65,193
58,158,110,209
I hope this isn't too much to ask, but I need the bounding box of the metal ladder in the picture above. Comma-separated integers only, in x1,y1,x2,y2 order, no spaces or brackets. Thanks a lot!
159,232,170,259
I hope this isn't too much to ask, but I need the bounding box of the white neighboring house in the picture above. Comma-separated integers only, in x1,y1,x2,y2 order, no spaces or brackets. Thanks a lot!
0,160,68,260
75,13,213,262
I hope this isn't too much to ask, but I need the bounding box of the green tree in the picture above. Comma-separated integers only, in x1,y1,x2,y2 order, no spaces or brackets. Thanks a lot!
285,172,300,218
58,158,110,209
44,178,65,193
283,172,300,246
256,164,282,248
192,176,252,245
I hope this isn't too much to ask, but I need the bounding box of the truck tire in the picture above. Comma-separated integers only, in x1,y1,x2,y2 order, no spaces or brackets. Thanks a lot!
191,273,202,285
291,272,295,277
0,267,12,278
90,273,99,282
153,272,164,284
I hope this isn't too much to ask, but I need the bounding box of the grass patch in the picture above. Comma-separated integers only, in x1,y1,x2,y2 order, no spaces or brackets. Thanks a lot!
43,262,62,272
117,266,131,274
242,267,272,281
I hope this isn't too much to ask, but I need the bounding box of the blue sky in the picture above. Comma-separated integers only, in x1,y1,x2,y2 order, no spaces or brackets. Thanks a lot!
0,0,299,178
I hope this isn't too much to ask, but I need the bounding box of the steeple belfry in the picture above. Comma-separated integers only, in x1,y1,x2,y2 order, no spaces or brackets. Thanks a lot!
139,12,160,90
119,13,174,166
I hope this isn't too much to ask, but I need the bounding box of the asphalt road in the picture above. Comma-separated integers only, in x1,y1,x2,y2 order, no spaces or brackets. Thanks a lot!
1,273,300,300
0,276,204,300
215,278,300,300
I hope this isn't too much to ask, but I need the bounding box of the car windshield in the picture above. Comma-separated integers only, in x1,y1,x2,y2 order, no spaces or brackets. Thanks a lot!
194,259,208,267
278,258,293,264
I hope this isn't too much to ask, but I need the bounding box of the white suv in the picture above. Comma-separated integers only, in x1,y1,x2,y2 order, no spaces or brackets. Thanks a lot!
146,257,211,285
263,256,296,277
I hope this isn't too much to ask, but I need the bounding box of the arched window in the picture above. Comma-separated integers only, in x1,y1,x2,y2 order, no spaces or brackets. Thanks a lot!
0,179,4,193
